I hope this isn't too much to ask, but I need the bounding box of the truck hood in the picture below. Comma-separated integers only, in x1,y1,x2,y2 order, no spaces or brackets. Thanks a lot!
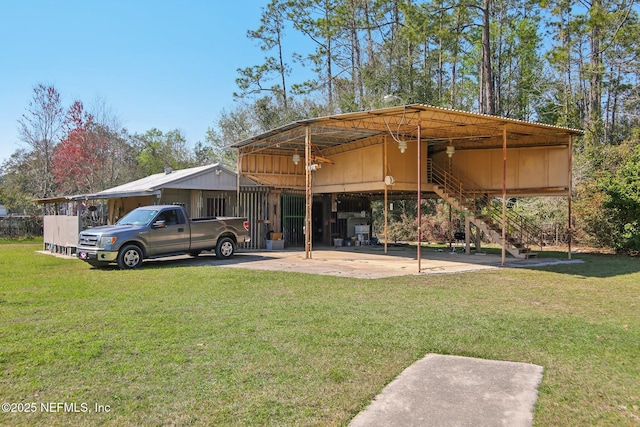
80,224,147,235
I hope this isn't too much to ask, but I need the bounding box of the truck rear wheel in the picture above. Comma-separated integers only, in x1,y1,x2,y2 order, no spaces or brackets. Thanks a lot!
117,244,143,269
215,237,235,259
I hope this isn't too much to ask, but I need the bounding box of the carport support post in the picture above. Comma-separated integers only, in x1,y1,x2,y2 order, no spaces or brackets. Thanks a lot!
384,135,388,255
465,217,471,255
501,126,507,266
448,153,453,251
417,122,422,273
78,199,84,237
236,153,241,217
568,135,573,260
305,126,312,259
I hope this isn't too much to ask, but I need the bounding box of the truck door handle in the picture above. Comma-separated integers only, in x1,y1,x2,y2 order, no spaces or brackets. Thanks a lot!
178,228,184,232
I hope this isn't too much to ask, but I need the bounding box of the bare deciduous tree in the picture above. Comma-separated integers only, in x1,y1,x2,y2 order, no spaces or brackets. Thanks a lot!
18,83,65,198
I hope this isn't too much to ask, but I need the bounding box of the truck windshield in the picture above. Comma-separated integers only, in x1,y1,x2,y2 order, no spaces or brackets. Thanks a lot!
117,209,159,226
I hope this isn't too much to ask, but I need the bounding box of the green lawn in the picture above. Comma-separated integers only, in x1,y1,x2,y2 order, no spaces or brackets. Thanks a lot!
1,241,638,426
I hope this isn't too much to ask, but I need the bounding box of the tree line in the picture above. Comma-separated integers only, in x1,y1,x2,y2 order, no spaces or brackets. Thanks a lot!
2,0,639,251
0,83,235,214
231,0,640,252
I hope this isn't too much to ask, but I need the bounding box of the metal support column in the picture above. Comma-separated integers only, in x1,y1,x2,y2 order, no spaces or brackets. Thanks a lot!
465,216,471,255
236,152,241,217
568,135,573,260
304,126,312,259
501,126,507,266
417,122,422,273
384,135,388,255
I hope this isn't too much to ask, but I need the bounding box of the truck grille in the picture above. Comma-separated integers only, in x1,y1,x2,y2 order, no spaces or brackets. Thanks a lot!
79,233,99,246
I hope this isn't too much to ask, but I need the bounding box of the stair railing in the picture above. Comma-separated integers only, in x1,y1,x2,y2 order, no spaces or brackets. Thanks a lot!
427,159,543,251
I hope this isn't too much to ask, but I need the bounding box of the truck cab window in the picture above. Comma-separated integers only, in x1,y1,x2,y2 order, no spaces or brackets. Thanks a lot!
158,209,179,226
176,209,186,224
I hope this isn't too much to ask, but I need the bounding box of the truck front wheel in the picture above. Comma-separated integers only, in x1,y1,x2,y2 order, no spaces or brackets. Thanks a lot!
215,237,235,259
117,244,143,269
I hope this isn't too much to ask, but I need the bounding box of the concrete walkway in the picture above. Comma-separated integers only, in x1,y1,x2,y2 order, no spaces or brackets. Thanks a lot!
349,354,544,427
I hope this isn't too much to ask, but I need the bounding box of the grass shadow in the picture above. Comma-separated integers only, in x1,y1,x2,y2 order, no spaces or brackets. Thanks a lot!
89,251,282,271
526,252,640,278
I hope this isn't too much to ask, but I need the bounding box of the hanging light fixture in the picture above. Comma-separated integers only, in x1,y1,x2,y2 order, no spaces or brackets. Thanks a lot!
446,145,455,158
398,140,407,153
382,94,409,154
292,153,300,165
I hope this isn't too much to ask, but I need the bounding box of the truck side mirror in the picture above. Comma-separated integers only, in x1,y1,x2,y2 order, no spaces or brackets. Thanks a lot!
152,220,166,228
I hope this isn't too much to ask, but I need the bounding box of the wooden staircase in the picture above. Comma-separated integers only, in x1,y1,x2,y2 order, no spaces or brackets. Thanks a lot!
427,160,542,259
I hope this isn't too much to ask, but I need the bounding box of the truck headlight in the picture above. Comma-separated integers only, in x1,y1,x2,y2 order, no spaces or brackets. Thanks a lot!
100,236,117,247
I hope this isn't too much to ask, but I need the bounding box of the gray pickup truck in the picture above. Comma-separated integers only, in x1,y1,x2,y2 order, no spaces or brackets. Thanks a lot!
77,205,250,269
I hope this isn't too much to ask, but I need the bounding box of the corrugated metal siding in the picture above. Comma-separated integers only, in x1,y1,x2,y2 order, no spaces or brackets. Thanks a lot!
191,190,203,217
203,191,237,216
160,189,191,213
239,187,270,249
205,193,227,217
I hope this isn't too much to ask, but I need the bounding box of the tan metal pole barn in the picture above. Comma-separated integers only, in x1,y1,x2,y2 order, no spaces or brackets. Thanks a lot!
231,105,583,265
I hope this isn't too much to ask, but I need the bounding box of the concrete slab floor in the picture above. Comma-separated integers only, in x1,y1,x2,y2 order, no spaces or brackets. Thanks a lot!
189,245,583,279
43,244,583,279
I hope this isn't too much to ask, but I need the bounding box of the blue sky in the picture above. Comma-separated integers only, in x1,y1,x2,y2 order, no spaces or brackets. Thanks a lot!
0,0,304,165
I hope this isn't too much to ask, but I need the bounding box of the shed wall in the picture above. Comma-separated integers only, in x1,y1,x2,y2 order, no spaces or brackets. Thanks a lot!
434,146,570,194
313,139,429,193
